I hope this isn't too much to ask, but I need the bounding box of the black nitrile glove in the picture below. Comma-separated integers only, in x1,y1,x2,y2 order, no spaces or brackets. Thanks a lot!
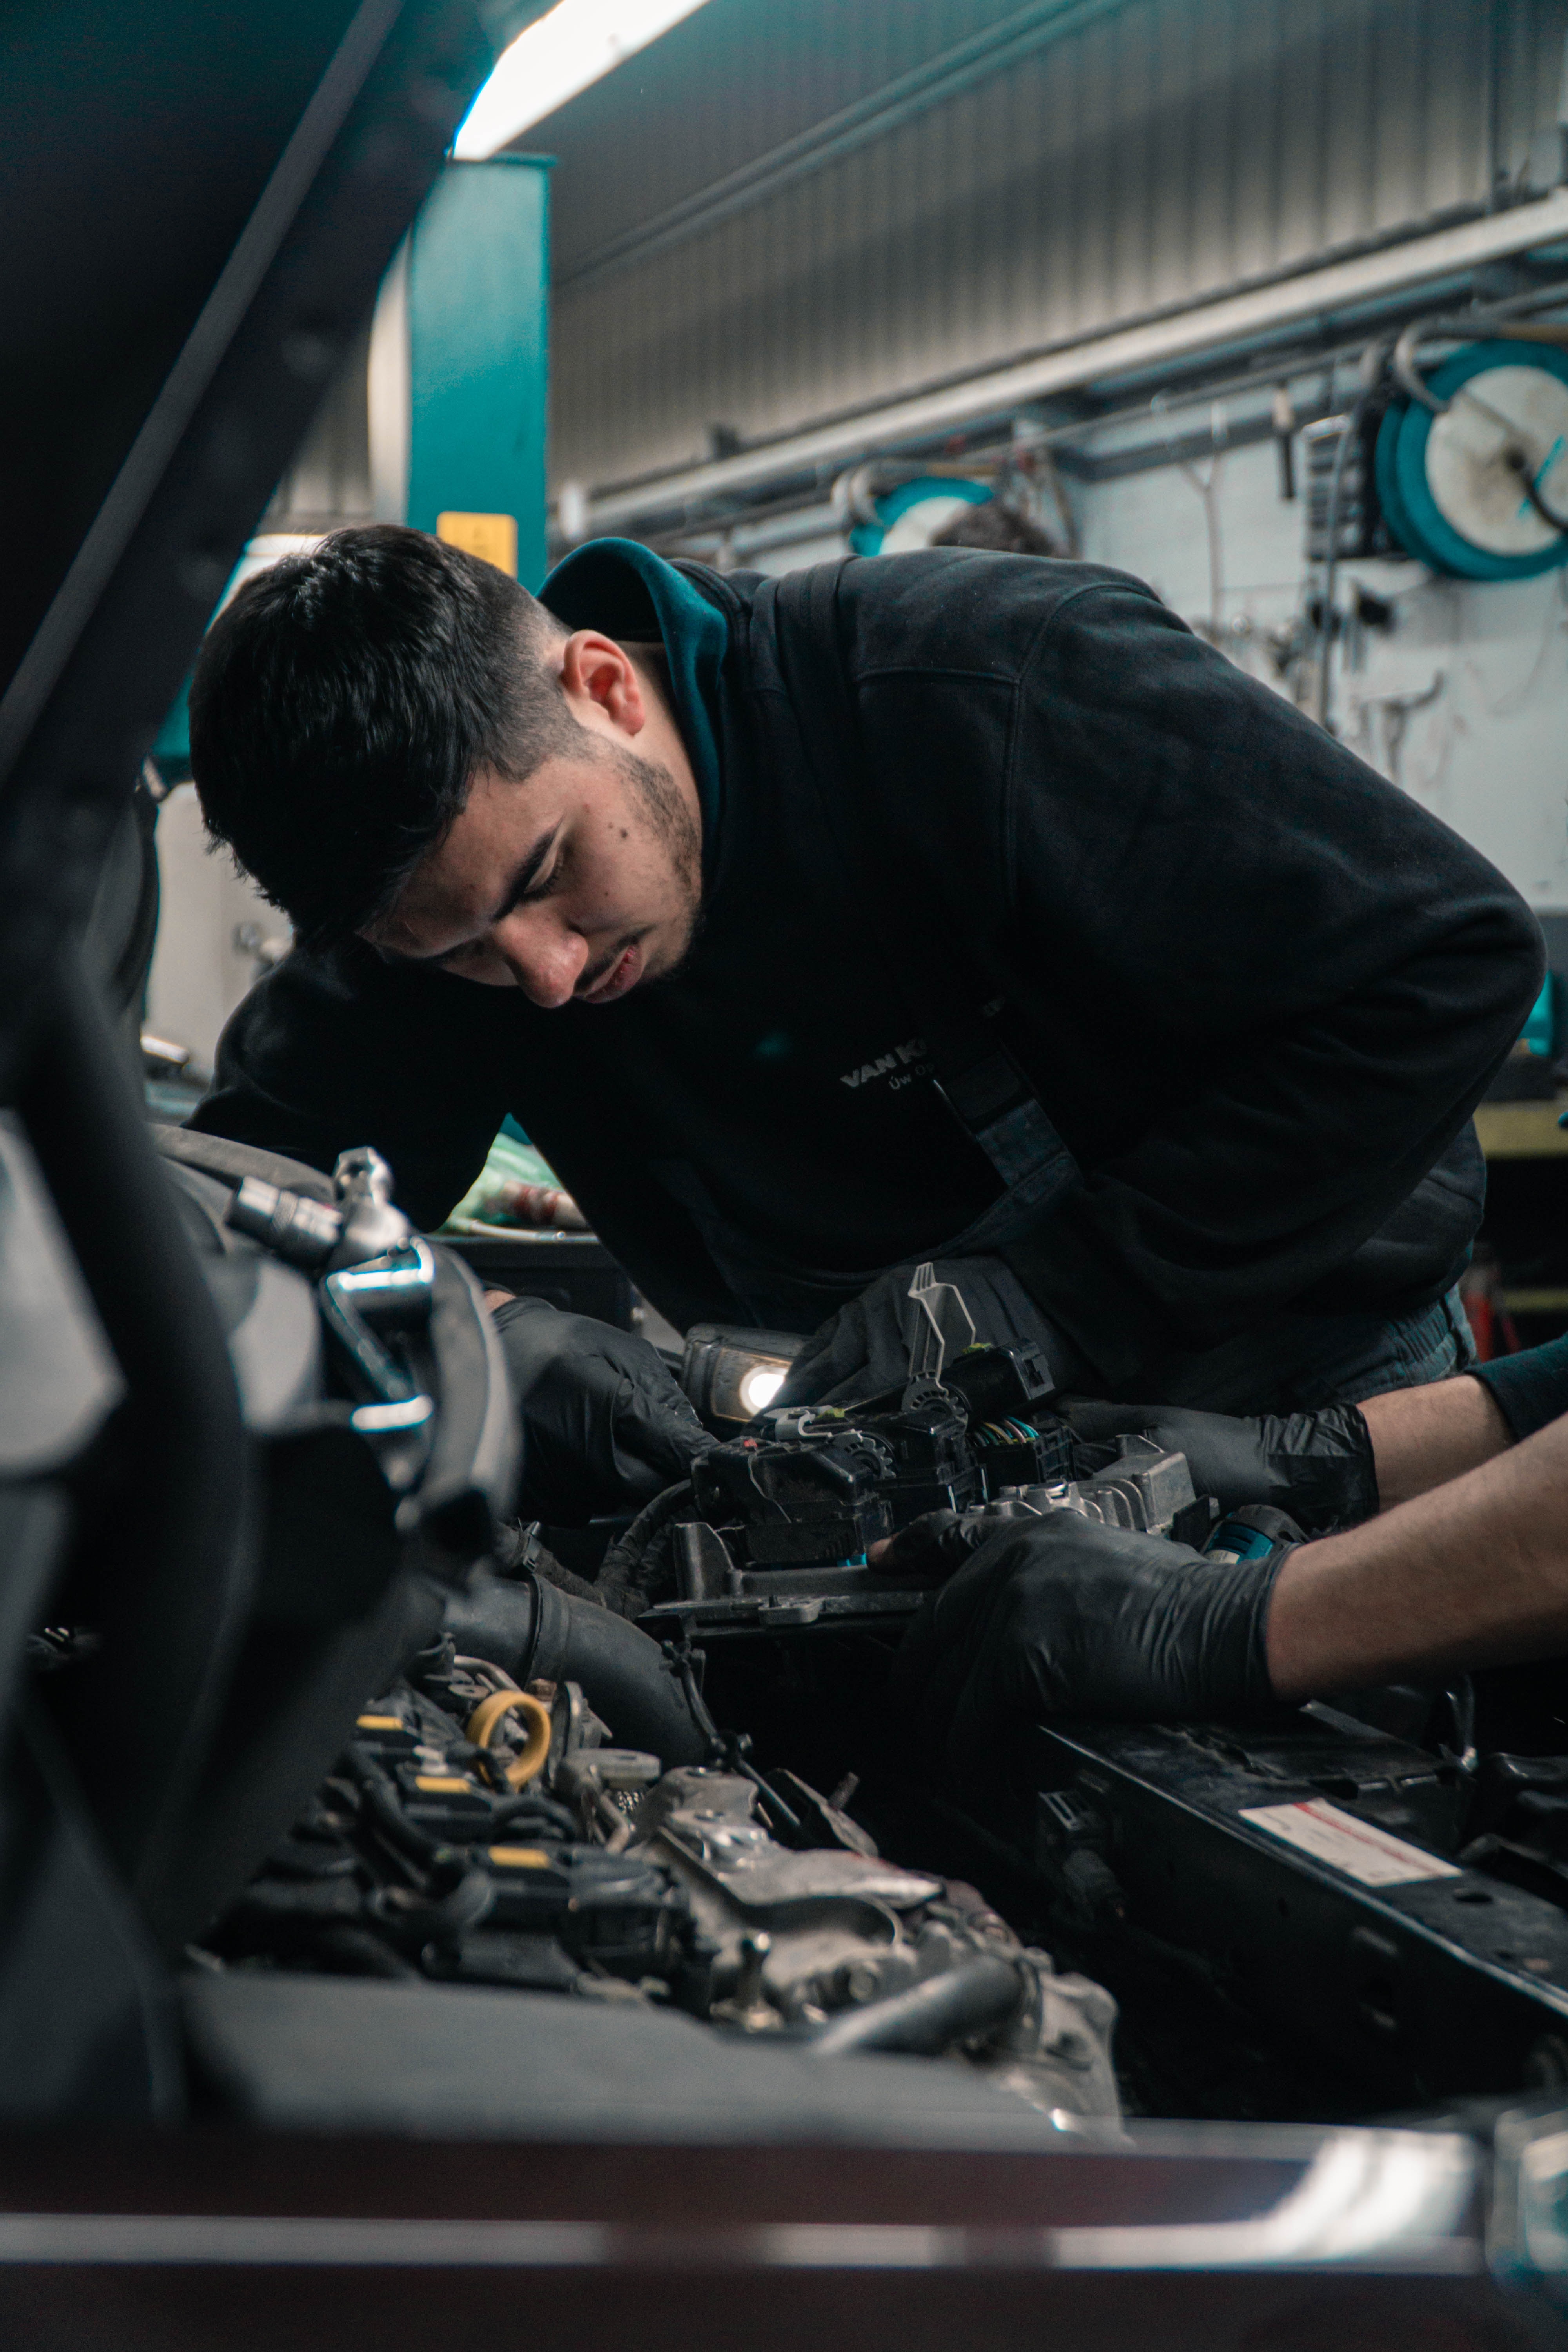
886,1505,1296,1761
779,1255,1086,1407
871,1498,1046,1586
1061,1399,1377,1534
490,1296,713,1524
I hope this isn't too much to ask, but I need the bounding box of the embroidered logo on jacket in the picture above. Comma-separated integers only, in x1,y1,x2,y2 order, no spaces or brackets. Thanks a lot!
839,1036,932,1093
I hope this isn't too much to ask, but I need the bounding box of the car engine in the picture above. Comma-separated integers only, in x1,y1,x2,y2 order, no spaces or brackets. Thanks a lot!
200,1635,1119,2126
183,1249,1188,2131
142,1198,1568,2134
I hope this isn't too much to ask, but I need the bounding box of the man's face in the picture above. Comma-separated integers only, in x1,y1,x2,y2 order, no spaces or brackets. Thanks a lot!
366,640,703,1006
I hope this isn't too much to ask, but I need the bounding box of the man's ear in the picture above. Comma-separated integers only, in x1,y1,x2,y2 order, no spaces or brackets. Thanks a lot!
558,631,646,737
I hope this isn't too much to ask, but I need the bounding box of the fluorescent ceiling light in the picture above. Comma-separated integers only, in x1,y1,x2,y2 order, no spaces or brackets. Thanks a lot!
454,0,715,158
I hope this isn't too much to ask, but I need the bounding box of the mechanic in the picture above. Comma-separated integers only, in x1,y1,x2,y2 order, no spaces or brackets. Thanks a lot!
929,495,1065,557
880,1333,1568,1757
186,523,1540,1515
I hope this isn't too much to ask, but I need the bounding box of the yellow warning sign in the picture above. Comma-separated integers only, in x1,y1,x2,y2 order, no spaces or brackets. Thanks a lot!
436,511,518,577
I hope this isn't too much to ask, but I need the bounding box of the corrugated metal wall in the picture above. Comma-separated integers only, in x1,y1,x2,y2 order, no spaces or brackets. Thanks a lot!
543,0,1568,495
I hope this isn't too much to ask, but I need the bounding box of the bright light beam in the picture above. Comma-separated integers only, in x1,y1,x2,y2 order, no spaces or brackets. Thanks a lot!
454,0,716,158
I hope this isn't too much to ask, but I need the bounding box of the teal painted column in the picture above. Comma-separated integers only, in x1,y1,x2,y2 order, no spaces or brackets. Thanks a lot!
404,156,551,591
151,156,551,774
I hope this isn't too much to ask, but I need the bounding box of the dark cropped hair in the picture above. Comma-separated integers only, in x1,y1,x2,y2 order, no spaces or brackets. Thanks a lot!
190,524,573,948
930,499,1063,557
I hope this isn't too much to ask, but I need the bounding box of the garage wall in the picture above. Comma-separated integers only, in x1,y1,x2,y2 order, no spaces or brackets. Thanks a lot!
145,786,290,1070
724,396,1568,928
544,0,1568,497
1075,424,1568,925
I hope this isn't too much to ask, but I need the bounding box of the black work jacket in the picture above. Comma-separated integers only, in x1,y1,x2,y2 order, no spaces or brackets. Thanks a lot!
192,550,1542,1387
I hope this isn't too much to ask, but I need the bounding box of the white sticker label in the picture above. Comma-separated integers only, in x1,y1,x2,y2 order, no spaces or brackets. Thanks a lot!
1238,1798,1462,1887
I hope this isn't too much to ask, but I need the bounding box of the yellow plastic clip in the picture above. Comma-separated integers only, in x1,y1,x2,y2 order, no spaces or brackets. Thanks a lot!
465,1688,553,1789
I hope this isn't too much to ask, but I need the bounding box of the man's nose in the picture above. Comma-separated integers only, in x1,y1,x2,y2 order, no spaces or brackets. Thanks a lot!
492,912,588,1008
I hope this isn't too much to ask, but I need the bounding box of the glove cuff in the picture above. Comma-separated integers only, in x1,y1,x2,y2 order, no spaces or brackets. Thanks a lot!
1204,1508,1301,1714
1260,1403,1378,1532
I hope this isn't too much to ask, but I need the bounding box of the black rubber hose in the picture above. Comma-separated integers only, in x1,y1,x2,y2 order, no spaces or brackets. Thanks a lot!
442,1576,707,1764
488,1791,579,1839
341,1745,453,1871
597,1479,694,1616
1505,445,1568,534
802,1956,1024,2057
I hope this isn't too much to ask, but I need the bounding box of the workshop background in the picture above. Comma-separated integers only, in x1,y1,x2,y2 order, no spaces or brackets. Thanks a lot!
145,0,1568,1355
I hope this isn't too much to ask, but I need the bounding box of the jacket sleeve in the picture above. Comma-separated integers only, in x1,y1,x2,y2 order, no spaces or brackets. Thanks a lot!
188,941,511,1233
992,582,1542,1385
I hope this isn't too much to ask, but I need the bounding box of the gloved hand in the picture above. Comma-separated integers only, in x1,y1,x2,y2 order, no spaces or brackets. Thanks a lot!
490,1295,712,1524
885,1504,1297,1764
1061,1399,1377,1534
779,1254,1086,1407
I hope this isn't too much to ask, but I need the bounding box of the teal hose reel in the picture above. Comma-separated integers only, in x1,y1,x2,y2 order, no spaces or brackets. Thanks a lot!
849,475,992,557
1375,338,1568,580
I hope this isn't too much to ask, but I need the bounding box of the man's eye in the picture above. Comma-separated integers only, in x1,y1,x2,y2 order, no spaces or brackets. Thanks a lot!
522,848,564,902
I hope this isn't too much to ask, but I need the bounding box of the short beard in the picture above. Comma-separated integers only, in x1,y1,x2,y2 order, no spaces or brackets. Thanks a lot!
606,740,705,980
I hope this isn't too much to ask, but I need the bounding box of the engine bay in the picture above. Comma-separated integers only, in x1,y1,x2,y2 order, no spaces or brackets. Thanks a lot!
180,1203,1568,2135
201,1637,1120,2126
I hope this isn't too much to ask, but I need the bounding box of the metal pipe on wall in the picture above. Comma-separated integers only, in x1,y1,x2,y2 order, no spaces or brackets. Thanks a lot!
572,189,1568,541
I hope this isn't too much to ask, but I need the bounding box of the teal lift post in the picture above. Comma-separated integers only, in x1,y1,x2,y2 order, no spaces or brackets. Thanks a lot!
152,154,551,768
405,155,552,591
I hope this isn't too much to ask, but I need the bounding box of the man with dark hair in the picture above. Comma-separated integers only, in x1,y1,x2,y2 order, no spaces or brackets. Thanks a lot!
189,522,1539,1515
929,497,1063,557
195,526,585,951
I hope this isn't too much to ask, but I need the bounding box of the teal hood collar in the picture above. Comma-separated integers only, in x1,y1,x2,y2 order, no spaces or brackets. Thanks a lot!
540,537,726,841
